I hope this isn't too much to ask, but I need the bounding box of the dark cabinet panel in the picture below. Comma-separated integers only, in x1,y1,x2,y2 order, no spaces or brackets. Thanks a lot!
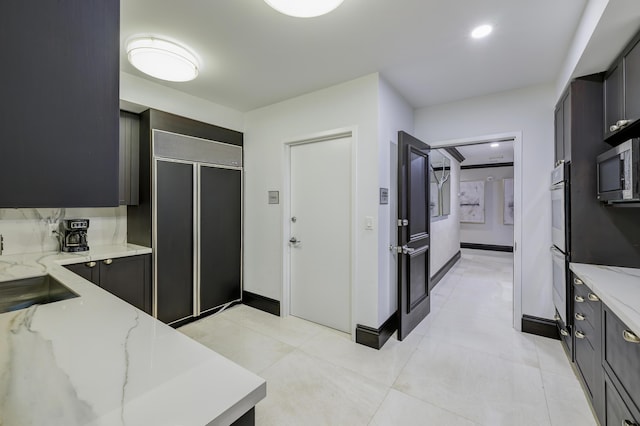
604,64,624,139
554,104,564,165
603,306,640,415
64,262,99,284
605,373,640,426
119,111,140,206
200,166,242,313
100,255,151,314
0,0,119,207
625,38,640,125
65,255,151,314
156,160,194,324
562,94,572,162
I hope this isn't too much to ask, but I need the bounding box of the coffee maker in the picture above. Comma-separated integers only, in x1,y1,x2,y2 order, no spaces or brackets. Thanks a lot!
59,219,90,252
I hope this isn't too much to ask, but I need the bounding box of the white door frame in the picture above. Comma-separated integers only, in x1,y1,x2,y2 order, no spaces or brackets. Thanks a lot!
429,131,523,331
281,127,359,337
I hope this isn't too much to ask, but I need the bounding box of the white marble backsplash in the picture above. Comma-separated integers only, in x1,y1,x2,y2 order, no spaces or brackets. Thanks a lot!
0,207,127,255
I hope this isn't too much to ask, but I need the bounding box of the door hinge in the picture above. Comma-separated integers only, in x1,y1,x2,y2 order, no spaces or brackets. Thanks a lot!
397,219,409,227
389,245,403,253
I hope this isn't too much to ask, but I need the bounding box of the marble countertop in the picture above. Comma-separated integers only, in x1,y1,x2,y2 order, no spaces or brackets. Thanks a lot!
570,263,640,336
0,244,266,426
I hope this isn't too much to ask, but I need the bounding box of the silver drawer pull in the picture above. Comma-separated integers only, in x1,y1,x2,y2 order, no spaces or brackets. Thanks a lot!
554,314,560,321
575,330,586,339
617,119,631,128
610,124,620,132
623,330,640,344
623,420,638,426
575,313,585,321
560,329,569,337
587,293,600,302
574,278,584,285
86,261,97,268
103,259,113,265
575,295,585,303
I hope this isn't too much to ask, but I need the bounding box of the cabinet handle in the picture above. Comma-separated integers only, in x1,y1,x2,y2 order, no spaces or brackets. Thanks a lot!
575,330,586,339
623,330,640,344
560,329,569,337
554,313,560,321
103,259,113,265
575,313,585,321
610,124,620,132
86,261,97,268
617,119,631,128
575,295,585,303
588,293,600,302
623,420,638,426
574,278,584,285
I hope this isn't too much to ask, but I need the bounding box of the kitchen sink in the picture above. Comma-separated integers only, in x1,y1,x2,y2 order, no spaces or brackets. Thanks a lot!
0,275,79,314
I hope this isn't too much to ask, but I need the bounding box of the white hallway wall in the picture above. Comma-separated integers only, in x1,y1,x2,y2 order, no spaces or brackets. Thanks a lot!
243,74,382,329
460,166,514,247
430,151,461,275
414,83,556,320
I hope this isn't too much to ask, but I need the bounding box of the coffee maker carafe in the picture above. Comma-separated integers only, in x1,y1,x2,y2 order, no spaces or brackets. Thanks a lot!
60,219,90,252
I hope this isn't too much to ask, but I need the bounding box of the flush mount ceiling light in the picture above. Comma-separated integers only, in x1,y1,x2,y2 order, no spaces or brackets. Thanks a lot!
471,24,493,39
127,37,199,82
264,0,344,18
491,142,500,148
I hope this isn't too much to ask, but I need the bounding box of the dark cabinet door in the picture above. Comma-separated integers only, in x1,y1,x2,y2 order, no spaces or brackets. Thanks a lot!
562,94,572,162
156,160,195,324
624,39,640,126
99,255,151,314
605,374,640,426
0,0,119,207
604,64,624,139
64,262,100,284
199,166,242,313
554,103,564,165
119,111,140,206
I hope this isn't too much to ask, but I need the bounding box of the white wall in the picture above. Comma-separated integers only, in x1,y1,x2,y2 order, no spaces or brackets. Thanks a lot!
120,72,244,132
414,83,556,320
460,166,514,247
430,152,461,274
377,77,414,325
243,74,382,329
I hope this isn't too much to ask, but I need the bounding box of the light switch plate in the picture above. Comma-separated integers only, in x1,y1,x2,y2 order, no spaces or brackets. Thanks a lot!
268,191,279,204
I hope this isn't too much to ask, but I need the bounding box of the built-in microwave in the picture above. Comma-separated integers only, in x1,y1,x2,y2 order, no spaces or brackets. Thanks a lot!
596,138,640,203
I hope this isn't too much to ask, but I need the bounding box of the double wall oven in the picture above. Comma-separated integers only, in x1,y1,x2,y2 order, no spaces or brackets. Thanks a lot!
550,163,571,344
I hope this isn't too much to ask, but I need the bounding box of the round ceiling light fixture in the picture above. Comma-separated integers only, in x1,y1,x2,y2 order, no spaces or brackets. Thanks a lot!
471,24,493,39
126,37,199,82
264,0,344,18
490,142,500,148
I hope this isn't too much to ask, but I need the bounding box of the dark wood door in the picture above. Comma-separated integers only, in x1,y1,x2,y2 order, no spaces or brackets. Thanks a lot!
199,165,242,313
156,160,195,324
624,38,640,124
99,255,151,314
397,131,431,341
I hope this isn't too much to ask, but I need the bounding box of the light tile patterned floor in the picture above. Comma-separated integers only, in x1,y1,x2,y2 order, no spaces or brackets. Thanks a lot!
179,249,596,426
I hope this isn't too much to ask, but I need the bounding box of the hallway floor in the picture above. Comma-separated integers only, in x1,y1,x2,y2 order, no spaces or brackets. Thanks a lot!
179,249,596,425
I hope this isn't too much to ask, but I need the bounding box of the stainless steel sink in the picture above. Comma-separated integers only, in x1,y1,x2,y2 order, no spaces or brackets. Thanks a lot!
0,275,79,314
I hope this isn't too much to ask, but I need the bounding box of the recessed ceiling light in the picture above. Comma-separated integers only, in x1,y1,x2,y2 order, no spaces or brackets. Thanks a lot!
471,24,493,39
264,0,344,18
127,37,199,82
491,142,500,148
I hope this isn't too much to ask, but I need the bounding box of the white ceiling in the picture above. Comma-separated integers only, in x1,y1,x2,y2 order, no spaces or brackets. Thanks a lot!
456,141,514,166
120,0,589,112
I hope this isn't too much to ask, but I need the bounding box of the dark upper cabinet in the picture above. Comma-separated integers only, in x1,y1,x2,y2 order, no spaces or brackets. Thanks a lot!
554,102,564,165
119,111,141,206
65,255,152,314
604,33,640,143
0,1,119,208
554,91,572,165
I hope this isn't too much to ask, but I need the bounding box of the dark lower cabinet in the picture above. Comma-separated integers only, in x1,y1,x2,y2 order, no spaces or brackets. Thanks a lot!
605,373,640,426
65,255,151,314
573,276,604,424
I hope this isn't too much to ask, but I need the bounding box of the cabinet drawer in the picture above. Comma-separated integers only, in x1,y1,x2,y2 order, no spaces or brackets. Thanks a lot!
604,307,640,413
605,372,640,426
575,325,598,399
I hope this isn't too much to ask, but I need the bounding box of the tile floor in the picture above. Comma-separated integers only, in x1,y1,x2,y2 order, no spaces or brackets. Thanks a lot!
179,249,597,426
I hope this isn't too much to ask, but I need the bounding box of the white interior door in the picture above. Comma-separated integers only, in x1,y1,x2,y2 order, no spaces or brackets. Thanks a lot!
290,136,352,333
